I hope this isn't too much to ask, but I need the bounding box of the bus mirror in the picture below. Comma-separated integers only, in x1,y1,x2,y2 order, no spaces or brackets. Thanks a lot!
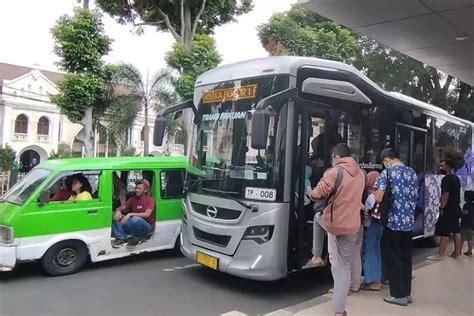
251,108,270,150
153,116,167,146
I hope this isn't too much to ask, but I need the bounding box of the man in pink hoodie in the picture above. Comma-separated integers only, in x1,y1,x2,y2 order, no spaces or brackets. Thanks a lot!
309,143,365,316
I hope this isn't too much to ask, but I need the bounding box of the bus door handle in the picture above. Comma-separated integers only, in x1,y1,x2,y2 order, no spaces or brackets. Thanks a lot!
87,209,98,215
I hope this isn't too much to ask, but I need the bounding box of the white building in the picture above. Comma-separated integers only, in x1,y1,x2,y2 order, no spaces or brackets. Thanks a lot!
0,62,184,172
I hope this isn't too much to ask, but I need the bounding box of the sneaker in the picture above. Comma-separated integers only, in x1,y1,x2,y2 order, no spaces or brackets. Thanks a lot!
463,251,472,257
383,296,408,306
126,239,143,247
427,253,446,261
112,239,128,248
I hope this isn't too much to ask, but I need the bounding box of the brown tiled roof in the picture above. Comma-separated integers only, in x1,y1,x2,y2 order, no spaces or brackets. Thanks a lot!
0,62,64,85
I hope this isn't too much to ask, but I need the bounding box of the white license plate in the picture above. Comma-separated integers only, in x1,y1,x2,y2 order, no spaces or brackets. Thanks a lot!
245,187,276,201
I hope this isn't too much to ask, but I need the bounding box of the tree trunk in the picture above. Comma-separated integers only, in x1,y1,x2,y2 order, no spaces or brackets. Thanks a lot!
82,107,94,157
183,4,193,52
83,0,89,9
144,102,150,156
105,129,109,157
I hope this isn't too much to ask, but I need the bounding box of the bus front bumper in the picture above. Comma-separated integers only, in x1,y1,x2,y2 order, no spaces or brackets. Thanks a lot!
0,245,17,271
181,231,285,281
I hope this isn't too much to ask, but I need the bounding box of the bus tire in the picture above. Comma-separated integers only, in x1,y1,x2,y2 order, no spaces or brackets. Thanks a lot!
41,240,89,276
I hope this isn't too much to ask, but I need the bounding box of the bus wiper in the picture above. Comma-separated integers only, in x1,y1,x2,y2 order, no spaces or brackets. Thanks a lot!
201,188,258,212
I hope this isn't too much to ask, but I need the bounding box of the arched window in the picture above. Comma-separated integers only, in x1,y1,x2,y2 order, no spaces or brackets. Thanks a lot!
15,114,28,134
140,127,145,142
37,116,49,135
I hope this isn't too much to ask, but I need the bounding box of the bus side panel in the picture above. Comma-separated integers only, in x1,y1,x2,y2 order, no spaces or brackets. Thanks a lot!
423,174,443,238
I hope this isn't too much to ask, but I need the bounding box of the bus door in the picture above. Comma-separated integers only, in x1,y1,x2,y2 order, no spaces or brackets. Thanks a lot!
395,123,427,236
294,105,343,268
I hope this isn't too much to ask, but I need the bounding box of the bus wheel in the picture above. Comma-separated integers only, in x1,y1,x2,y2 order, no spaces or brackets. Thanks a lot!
41,241,89,276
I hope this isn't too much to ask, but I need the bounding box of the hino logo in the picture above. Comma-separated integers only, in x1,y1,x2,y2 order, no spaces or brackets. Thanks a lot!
206,205,218,218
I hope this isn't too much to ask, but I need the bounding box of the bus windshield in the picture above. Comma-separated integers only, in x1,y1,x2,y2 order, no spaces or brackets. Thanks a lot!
189,75,289,201
2,168,51,205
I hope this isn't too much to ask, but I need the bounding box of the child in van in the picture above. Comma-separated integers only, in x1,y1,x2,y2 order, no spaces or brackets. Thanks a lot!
461,191,474,256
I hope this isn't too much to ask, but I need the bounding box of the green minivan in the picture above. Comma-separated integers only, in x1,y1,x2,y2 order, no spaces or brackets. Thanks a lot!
0,156,187,276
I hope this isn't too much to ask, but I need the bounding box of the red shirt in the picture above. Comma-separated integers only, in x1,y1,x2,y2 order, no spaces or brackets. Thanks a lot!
125,195,155,228
51,188,71,201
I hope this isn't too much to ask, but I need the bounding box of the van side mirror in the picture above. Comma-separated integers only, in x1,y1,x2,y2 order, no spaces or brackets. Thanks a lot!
153,116,167,146
38,191,50,206
251,108,271,150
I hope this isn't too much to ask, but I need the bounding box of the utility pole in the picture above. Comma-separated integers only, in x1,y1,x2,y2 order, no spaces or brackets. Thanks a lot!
143,68,150,156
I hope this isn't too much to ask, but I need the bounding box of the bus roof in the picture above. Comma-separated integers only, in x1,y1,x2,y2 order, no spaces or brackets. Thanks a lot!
196,56,473,127
38,156,188,172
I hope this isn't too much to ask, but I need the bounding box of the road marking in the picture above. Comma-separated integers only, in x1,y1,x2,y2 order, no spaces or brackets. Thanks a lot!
162,263,200,272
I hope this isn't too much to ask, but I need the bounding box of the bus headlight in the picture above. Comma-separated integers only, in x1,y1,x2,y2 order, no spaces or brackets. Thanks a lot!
242,225,274,244
0,225,14,244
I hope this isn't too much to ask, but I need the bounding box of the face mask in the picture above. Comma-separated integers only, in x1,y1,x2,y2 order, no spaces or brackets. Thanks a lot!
440,169,447,175
384,162,391,169
331,158,337,167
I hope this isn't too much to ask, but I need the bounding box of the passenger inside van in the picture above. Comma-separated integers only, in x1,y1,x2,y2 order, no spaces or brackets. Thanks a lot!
69,175,93,201
112,179,156,248
112,172,126,211
51,176,73,201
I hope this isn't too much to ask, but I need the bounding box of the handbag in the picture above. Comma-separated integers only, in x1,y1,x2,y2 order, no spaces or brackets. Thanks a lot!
378,169,392,226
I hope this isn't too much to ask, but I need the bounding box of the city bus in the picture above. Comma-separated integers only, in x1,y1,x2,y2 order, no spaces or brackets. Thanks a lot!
153,56,473,281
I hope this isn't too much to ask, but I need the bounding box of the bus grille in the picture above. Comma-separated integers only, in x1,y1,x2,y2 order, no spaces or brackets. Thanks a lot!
191,203,241,220
193,227,231,247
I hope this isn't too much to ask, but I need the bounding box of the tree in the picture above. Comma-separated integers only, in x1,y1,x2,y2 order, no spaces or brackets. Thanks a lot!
102,94,141,156
257,5,359,63
50,7,113,157
0,145,15,171
166,33,221,99
112,63,175,156
96,0,253,52
258,5,473,120
50,142,72,159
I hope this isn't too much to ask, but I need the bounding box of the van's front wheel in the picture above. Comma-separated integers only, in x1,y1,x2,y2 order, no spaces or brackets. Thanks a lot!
42,241,88,276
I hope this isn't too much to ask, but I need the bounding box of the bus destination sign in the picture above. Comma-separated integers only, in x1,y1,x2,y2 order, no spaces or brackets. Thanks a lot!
203,84,257,104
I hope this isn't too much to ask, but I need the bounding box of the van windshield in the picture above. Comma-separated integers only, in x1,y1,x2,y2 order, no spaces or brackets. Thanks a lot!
3,168,51,205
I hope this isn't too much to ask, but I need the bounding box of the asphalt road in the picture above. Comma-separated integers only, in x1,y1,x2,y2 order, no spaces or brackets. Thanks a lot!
0,247,434,316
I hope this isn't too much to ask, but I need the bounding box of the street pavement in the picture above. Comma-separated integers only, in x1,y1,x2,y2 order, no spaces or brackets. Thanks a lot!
0,247,433,316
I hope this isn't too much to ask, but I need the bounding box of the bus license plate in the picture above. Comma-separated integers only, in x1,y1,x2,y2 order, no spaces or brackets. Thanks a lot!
196,251,218,270
245,187,276,201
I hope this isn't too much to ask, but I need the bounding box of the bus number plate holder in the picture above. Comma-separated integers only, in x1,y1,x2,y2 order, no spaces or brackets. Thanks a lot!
245,187,276,201
196,251,218,270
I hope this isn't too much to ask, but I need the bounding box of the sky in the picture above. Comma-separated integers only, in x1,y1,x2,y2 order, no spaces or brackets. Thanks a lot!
0,0,296,76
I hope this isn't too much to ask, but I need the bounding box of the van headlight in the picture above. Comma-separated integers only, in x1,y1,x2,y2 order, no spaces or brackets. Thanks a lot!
242,225,274,244
0,225,14,244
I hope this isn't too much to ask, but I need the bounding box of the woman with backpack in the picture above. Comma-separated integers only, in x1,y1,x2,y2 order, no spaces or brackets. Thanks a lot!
361,171,384,291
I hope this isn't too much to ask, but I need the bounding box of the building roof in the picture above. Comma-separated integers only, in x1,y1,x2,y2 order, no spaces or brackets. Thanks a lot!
299,0,474,85
0,62,64,85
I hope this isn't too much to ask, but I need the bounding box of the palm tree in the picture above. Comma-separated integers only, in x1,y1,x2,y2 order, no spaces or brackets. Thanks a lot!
113,63,175,156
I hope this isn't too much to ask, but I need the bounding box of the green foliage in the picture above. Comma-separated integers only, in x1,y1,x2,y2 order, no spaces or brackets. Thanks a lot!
50,73,112,123
96,0,253,39
257,5,359,63
121,145,140,157
51,8,112,74
166,34,221,99
50,142,72,159
0,145,15,171
258,5,473,121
